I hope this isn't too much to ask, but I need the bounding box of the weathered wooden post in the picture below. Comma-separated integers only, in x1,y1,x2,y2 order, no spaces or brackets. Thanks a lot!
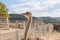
35,20,36,30
37,20,39,31
16,20,19,40
0,27,1,40
47,23,54,32
6,17,10,29
44,25,48,35
41,25,45,36
23,21,25,29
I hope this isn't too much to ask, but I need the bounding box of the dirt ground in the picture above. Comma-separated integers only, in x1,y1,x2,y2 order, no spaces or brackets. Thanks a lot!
0,28,60,40
23,28,60,40
39,32,60,40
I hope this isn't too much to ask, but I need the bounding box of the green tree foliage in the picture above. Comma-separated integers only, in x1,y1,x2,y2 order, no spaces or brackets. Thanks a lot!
0,2,10,29
0,2,9,18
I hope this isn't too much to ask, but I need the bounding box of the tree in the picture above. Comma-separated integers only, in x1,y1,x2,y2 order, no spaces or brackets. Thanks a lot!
0,2,10,29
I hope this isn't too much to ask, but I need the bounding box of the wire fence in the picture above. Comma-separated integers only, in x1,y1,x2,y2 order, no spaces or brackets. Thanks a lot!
0,20,54,40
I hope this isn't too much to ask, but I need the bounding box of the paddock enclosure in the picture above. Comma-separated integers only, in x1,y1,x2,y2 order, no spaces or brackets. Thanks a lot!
0,19,54,40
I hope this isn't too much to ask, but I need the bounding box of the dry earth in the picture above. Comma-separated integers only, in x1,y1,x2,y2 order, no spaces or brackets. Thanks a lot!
39,32,60,40
0,28,60,40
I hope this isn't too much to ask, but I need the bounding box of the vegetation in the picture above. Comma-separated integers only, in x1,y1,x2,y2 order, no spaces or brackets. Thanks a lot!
0,2,10,29
9,14,27,20
0,2,9,17
39,17,60,24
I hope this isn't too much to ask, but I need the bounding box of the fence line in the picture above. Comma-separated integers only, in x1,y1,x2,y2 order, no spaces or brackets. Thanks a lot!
0,20,54,40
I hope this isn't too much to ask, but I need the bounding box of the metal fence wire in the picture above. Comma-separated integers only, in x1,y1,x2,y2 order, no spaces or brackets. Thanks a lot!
0,20,54,40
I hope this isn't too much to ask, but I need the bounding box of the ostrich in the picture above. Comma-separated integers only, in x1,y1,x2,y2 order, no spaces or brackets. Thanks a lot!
22,12,32,40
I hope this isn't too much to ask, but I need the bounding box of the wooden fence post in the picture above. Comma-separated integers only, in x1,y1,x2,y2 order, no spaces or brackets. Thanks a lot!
23,21,25,29
16,20,19,40
0,28,1,40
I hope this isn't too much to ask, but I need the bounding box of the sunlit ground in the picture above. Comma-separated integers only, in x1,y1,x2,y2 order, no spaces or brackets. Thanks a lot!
0,27,60,40
39,31,60,40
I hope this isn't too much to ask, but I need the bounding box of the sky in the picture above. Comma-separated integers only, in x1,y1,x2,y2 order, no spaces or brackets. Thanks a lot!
0,0,60,17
